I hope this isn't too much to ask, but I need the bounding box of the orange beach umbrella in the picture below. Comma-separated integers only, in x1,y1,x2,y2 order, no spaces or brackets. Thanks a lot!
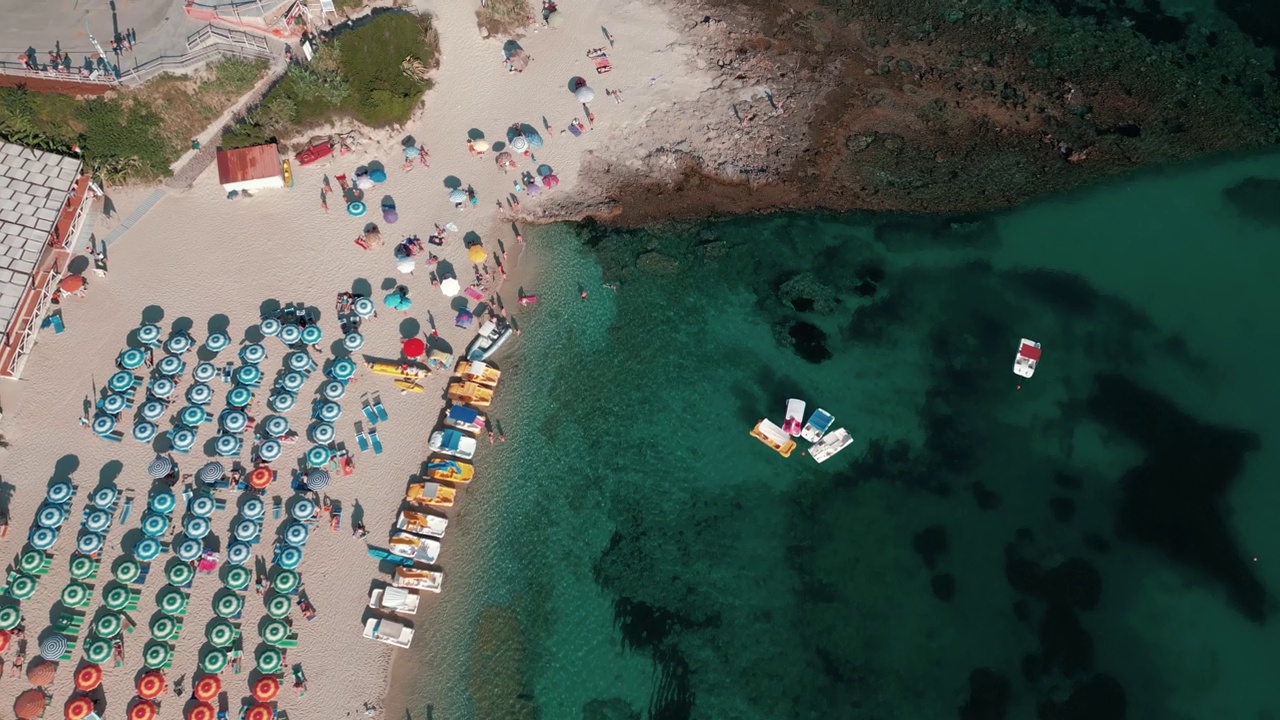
187,702,216,720
245,703,273,720
0,629,10,652
137,671,166,699
15,689,47,720
59,275,85,293
27,660,56,685
75,663,103,691
248,466,273,490
128,700,158,720
252,675,280,702
193,674,222,701
64,696,94,720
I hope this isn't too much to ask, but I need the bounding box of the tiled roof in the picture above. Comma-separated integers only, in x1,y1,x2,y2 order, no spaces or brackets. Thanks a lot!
0,142,82,331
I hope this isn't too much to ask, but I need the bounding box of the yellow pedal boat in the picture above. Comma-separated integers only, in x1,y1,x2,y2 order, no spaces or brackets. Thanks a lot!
366,360,430,380
455,360,500,387
447,381,493,408
750,418,795,458
405,482,456,508
425,456,473,483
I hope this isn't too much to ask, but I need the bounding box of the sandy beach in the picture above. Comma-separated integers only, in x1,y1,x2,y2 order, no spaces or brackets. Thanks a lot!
0,0,711,717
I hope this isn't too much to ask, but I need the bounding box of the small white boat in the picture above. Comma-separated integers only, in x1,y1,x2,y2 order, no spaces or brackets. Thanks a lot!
429,429,477,460
369,586,421,617
363,616,414,648
393,567,444,593
1013,338,1041,378
396,510,449,538
783,398,806,436
388,531,442,564
800,408,834,443
749,418,795,457
809,428,852,463
466,320,514,362
443,404,486,434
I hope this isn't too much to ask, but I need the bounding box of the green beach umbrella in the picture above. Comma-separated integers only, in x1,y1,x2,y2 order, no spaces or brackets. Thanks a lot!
0,605,21,630
201,647,228,673
94,612,123,638
256,646,282,674
272,569,299,595
206,618,236,647
223,566,251,592
167,562,194,587
261,619,290,646
214,591,243,618
103,584,131,611
143,641,171,669
7,574,36,600
84,637,113,664
158,587,187,616
18,548,46,574
265,594,292,619
114,559,141,584
60,582,90,607
70,554,97,580
150,615,178,641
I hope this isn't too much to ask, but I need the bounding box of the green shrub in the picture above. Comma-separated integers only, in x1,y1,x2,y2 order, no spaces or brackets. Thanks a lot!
208,57,269,94
77,98,171,180
337,12,436,126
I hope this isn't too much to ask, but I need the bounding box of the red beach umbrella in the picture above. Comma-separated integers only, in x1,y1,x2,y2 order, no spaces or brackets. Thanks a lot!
74,664,103,691
64,696,94,720
252,675,280,702
541,174,558,188
14,690,47,720
137,671,166,699
245,703,273,720
401,337,426,358
0,629,10,652
59,275,85,293
187,702,216,720
193,674,222,701
248,466,273,490
128,700,158,720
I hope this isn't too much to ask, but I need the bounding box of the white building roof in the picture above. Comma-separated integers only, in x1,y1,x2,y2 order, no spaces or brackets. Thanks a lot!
0,142,82,331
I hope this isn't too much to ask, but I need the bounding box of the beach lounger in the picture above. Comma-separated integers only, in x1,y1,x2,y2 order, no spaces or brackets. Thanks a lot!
129,569,150,589
272,497,283,520
372,395,388,422
119,493,134,523
32,556,54,576
595,56,613,73
100,431,124,442
362,402,378,425
369,428,383,455
57,613,85,633
58,638,77,662
221,363,234,383
276,634,300,648
356,430,369,453
80,558,101,580
230,648,243,674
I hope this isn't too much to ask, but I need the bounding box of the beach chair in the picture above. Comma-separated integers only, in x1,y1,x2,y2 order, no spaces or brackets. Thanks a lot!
276,633,300,649
81,558,101,580
100,431,124,442
221,363,234,383
272,497,282,521
369,428,383,455
371,395,388,422
293,665,308,697
57,613,85,633
58,638,77,662
33,555,54,576
330,508,341,532
361,402,378,425
125,588,143,610
595,56,613,73
230,647,243,674
356,430,369,453
64,590,92,609
119,493,134,524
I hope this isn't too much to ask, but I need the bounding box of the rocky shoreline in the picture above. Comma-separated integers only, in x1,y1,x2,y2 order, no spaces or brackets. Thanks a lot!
526,0,1280,226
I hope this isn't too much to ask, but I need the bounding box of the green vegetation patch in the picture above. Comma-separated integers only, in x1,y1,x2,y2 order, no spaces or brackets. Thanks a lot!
477,0,531,37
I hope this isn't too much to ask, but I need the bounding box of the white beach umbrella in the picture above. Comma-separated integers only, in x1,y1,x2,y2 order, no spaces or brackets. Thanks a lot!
448,189,467,204
397,258,416,274
440,278,460,297
575,85,594,103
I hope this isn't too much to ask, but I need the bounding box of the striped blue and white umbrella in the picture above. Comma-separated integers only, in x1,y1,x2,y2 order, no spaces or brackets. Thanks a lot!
149,377,175,399
197,461,224,484
133,537,161,561
241,496,265,520
317,402,341,423
269,392,296,413
141,513,169,537
234,519,259,542
279,324,302,345
193,362,218,383
37,503,66,528
214,434,241,457
189,495,216,518
176,536,204,562
259,317,282,337
147,456,173,479
39,633,67,660
164,334,193,354
187,383,214,405
353,296,375,317
183,516,211,539
46,481,73,504
77,532,104,555
342,331,365,351
91,486,118,509
132,421,157,443
309,422,336,444
100,393,127,414
136,323,162,346
227,541,251,565
149,491,176,514
276,545,303,570
179,406,207,427
263,416,289,437
257,439,282,463
204,332,230,353
157,354,185,376
321,380,347,401
305,468,330,490
91,414,116,436
329,357,357,380
108,370,136,393
283,522,310,547
235,365,262,386
279,372,305,392
301,325,323,345
287,352,314,372
240,343,267,365
118,347,146,369
220,410,249,433
305,445,331,468
226,385,253,408
84,509,111,533
170,427,196,452
140,400,166,421
29,526,57,550
290,497,316,521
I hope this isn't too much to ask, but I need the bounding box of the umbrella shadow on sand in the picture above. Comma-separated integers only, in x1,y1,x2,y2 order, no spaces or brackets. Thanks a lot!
449,297,469,312
442,176,463,190
462,231,482,247
379,277,399,292
170,316,194,338
401,135,417,148
436,260,456,280
67,255,89,274
567,76,586,92
352,278,373,297
467,128,485,141
399,318,420,339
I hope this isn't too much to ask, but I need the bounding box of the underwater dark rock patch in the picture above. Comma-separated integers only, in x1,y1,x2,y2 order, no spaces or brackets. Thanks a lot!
786,321,833,363
1053,472,1083,491
1050,496,1076,523
1224,177,1280,225
959,667,1011,720
913,525,949,570
1038,673,1128,720
649,649,695,720
932,573,957,602
1088,373,1265,622
1038,602,1094,676
971,481,1002,510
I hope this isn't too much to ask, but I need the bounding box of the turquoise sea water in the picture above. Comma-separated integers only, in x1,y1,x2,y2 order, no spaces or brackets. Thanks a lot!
395,150,1280,720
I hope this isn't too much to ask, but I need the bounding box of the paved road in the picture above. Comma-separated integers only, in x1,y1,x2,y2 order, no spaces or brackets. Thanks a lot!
0,0,205,73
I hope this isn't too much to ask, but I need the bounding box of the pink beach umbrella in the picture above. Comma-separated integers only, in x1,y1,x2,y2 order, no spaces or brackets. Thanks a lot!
542,174,559,188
